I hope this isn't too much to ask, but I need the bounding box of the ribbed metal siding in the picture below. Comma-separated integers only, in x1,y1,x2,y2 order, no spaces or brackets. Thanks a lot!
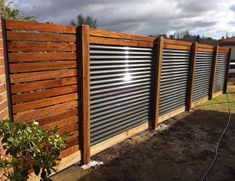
192,52,213,102
90,44,154,145
214,53,227,92
159,49,190,115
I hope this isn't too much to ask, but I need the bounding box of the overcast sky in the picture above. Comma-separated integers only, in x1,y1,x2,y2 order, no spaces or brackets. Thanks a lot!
11,0,235,39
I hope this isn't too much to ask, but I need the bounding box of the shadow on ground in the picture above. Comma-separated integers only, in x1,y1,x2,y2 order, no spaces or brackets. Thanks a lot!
53,109,235,181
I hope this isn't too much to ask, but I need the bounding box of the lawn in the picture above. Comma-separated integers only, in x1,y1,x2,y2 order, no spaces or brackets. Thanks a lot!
52,85,235,181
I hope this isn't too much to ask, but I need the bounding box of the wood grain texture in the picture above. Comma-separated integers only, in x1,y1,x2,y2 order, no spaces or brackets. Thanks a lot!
90,36,154,48
8,52,76,62
153,37,164,129
6,19,77,34
10,61,77,73
186,42,198,111
90,28,155,42
80,25,90,164
8,42,76,52
10,69,77,83
7,31,76,42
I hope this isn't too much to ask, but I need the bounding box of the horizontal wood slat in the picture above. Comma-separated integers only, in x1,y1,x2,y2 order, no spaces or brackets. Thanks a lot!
8,43,77,52
38,109,78,126
90,28,155,42
90,36,154,48
12,85,78,104
163,44,191,51
43,116,78,130
8,52,77,62
10,69,77,83
164,39,192,46
10,61,77,73
14,100,78,122
6,20,77,34
11,77,77,93
7,31,76,43
13,93,78,113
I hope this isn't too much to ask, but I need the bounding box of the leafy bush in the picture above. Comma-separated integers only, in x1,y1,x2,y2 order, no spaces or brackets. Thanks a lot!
0,119,68,181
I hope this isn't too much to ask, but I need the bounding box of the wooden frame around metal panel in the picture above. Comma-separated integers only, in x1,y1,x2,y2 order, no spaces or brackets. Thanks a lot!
186,42,197,111
153,36,164,129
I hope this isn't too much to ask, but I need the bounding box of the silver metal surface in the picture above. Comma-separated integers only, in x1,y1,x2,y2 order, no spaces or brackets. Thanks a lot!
192,52,213,102
90,44,154,145
159,49,190,115
214,52,227,92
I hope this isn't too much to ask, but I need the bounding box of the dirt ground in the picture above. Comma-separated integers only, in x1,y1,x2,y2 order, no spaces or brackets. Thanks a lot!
53,86,235,181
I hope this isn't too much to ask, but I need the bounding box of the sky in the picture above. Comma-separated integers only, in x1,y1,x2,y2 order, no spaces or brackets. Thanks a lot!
11,0,235,39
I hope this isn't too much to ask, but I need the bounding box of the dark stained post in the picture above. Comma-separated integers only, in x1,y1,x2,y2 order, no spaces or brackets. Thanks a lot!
223,48,232,94
209,46,219,99
79,25,90,164
186,42,198,111
153,36,164,129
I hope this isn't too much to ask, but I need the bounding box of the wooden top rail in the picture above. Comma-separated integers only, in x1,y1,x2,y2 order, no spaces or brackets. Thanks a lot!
163,38,192,51
90,28,155,42
6,19,77,34
218,47,230,53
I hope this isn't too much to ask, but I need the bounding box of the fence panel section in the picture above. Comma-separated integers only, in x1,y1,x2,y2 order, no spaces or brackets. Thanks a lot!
214,52,227,93
5,20,80,157
159,49,190,115
90,44,155,145
192,51,213,102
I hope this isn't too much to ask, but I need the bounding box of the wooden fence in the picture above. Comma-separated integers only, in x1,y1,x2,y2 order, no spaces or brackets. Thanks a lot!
0,19,231,174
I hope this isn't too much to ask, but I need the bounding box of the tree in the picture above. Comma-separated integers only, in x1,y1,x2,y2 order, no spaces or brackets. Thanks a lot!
70,14,97,28
0,0,36,21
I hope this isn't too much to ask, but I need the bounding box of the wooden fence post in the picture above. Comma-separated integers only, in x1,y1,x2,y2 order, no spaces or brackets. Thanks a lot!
153,36,164,129
209,46,218,99
79,25,90,164
186,42,197,111
223,48,232,94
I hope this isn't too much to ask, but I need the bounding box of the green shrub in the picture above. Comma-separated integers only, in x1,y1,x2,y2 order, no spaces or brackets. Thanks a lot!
0,119,68,181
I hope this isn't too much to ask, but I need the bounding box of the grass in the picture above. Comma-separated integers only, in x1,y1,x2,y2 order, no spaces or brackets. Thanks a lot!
198,85,235,113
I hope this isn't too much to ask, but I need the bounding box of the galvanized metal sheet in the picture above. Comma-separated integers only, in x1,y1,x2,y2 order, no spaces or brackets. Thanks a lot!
159,49,190,115
192,52,213,102
90,44,154,145
213,53,227,92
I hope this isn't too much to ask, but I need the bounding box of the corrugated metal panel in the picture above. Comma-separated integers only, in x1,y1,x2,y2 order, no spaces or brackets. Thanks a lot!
214,53,227,92
192,52,213,102
90,44,155,145
159,49,190,115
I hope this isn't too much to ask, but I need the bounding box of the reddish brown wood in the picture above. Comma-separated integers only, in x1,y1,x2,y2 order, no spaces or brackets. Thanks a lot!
163,44,191,51
90,36,154,48
90,28,155,42
12,85,78,104
7,31,76,42
80,25,91,164
8,42,76,52
11,77,77,93
186,42,198,111
209,46,219,99
10,69,77,83
6,19,77,34
13,93,78,113
9,61,77,73
164,39,192,46
14,101,78,122
153,37,163,129
8,52,76,62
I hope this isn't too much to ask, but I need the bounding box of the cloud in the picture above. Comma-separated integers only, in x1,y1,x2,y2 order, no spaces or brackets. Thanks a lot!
11,0,235,39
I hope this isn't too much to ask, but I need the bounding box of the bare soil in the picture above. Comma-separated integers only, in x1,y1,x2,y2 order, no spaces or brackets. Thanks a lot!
53,88,235,181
